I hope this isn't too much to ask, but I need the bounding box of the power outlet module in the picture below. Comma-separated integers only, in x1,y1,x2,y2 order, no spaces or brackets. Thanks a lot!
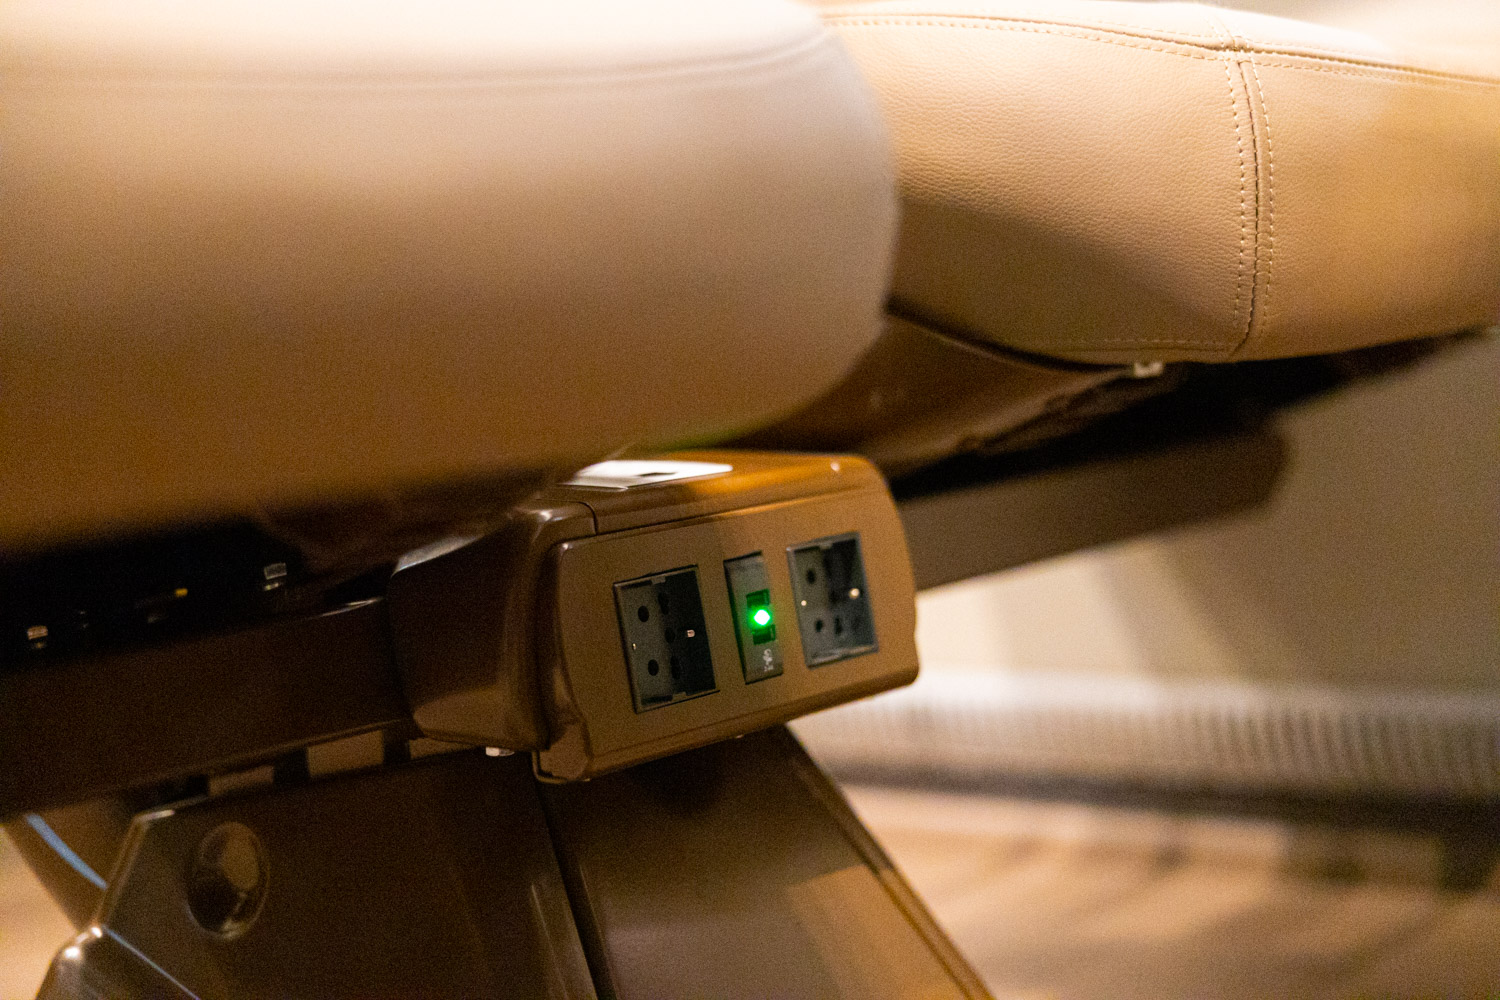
389,451,919,781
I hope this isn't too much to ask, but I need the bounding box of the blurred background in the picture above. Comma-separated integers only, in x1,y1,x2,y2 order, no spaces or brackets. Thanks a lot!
791,333,1500,998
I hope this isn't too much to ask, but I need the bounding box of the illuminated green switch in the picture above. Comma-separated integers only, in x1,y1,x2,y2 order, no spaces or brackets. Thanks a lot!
745,588,776,643
724,555,784,683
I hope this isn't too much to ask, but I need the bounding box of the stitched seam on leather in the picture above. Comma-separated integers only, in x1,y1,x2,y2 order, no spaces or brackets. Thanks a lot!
827,4,1500,67
828,16,1500,86
1031,339,1230,348
831,18,1219,61
829,10,1223,42
1221,54,1253,353
826,5,1388,54
997,15,1213,41
1196,6,1230,48
1243,56,1279,360
1250,60,1500,89
1205,7,1261,357
1226,52,1499,85
888,307,1232,348
845,15,1243,351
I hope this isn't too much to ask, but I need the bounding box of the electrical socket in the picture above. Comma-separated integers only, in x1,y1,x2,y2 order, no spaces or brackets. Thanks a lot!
788,534,877,666
614,567,716,712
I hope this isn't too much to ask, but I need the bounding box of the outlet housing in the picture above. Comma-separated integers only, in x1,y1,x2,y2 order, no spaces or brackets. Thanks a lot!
788,534,877,666
392,450,919,782
614,568,716,711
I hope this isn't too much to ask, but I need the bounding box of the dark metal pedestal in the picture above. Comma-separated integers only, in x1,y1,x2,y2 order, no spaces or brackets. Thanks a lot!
540,727,986,999
39,749,594,1000
37,730,988,1000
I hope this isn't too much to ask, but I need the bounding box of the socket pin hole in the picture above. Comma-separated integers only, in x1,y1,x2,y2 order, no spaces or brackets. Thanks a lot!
638,606,649,622
658,594,671,615
814,619,824,633
806,569,817,585
670,655,681,680
647,659,659,676
834,617,844,636
664,628,676,643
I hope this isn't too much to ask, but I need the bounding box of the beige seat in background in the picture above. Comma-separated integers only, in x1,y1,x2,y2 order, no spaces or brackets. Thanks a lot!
754,0,1500,472
0,0,896,552
4,0,1496,547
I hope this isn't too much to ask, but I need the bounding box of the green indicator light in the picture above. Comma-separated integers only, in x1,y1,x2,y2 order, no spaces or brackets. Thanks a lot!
752,608,772,628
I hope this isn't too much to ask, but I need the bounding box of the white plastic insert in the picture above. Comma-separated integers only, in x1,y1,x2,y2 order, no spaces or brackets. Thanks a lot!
565,460,733,490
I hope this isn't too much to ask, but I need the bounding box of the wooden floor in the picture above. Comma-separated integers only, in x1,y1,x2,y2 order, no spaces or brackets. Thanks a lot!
4,788,1497,999
0,832,73,1000
845,786,1500,1000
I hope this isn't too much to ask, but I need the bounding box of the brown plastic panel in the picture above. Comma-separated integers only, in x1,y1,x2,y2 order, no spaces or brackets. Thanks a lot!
899,427,1286,590
538,727,988,1000
536,455,917,781
739,315,1124,477
0,599,407,818
40,752,597,1000
387,502,596,748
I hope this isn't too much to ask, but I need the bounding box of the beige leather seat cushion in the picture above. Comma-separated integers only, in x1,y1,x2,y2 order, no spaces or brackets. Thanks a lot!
0,0,895,549
818,0,1500,364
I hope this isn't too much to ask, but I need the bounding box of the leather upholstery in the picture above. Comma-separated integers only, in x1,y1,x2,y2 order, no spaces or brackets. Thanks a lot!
816,0,1500,364
0,0,896,548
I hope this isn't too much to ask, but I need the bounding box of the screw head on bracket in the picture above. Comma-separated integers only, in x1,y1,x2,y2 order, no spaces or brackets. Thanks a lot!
186,822,268,939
